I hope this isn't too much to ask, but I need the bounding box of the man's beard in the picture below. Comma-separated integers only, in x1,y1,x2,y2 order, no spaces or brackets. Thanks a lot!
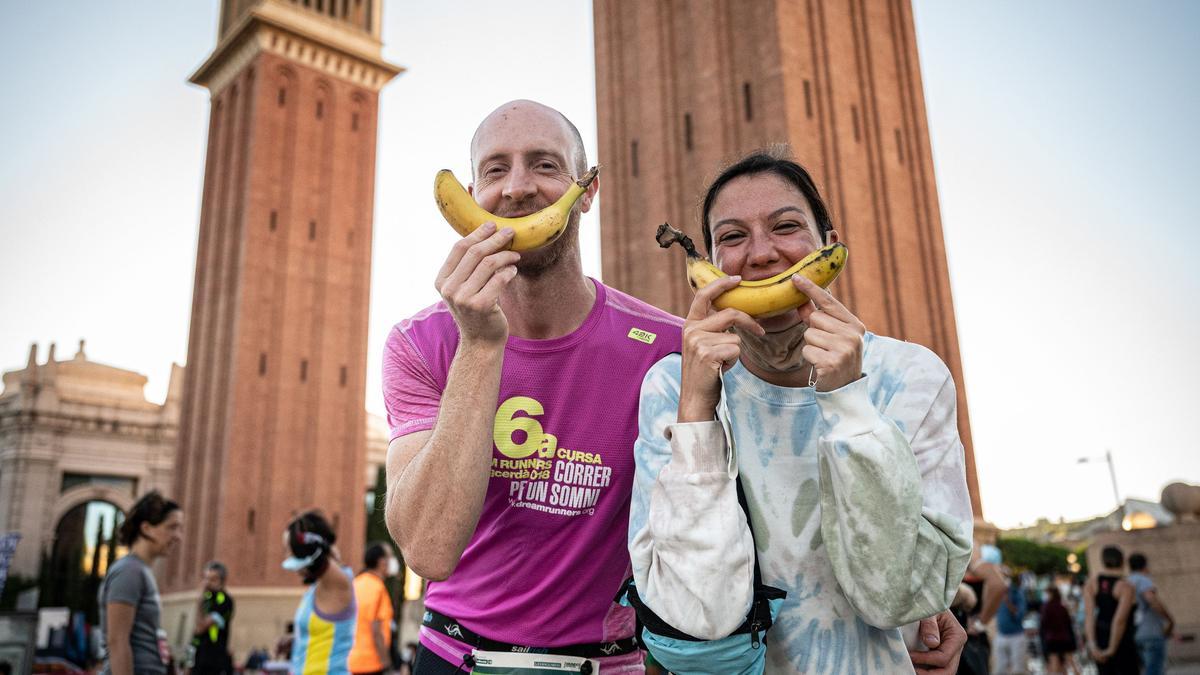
514,210,580,279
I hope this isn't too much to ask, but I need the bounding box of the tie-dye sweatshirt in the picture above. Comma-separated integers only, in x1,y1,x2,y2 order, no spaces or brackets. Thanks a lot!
630,332,973,674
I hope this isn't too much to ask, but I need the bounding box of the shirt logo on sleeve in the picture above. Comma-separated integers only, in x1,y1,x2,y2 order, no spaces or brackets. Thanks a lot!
627,327,657,344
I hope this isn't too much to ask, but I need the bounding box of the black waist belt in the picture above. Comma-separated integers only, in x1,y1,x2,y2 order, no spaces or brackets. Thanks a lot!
422,608,640,659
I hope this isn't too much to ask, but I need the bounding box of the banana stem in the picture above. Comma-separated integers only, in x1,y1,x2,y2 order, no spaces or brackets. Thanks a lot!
577,165,600,188
655,222,702,259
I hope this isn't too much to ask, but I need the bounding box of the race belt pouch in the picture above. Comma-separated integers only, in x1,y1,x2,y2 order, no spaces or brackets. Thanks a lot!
469,650,600,674
422,609,637,674
615,476,786,675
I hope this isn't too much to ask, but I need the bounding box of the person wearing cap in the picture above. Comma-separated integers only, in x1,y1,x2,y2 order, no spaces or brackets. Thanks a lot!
283,510,357,675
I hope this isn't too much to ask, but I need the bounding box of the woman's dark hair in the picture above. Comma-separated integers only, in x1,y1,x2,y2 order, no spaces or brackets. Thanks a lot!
286,510,337,583
118,490,180,546
363,541,391,572
700,147,834,256
1101,545,1124,570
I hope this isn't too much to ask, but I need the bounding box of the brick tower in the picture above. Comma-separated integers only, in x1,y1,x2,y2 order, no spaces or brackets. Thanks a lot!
594,0,982,517
164,0,401,651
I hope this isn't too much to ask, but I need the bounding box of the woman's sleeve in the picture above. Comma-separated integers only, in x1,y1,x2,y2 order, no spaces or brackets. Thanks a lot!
628,356,757,640
815,352,974,629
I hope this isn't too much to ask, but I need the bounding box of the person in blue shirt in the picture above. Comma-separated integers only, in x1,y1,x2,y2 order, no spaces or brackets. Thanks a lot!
1128,552,1175,675
992,573,1028,674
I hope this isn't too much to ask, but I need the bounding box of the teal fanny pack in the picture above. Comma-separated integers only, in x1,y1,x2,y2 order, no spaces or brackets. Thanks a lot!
615,477,786,674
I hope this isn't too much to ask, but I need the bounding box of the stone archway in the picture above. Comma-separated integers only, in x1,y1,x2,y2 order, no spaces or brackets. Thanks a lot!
49,485,134,530
43,489,132,624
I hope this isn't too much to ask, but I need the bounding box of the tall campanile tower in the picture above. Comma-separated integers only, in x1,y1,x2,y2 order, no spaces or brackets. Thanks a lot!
165,0,400,646
594,1,983,517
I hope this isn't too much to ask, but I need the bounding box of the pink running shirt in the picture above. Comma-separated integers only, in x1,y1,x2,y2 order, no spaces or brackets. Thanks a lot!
382,280,682,669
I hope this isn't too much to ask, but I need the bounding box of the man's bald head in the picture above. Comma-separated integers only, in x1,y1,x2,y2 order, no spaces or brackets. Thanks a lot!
470,100,587,179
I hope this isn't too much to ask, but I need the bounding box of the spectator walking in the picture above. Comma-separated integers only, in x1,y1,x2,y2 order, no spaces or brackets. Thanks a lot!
1084,545,1138,675
284,511,356,675
1128,553,1174,675
98,491,184,675
190,561,234,675
1039,586,1079,674
993,575,1027,674
349,543,398,675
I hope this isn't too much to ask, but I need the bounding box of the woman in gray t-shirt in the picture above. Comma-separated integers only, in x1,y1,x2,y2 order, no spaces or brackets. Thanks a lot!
99,491,184,675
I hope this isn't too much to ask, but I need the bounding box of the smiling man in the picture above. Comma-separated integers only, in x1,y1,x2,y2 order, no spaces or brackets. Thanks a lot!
382,100,683,673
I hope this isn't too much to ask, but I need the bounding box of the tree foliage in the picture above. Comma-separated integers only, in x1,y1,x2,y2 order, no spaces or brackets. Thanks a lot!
996,537,1072,575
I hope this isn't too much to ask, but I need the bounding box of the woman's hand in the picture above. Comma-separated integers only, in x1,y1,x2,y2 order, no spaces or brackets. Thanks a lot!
794,275,865,392
678,275,763,422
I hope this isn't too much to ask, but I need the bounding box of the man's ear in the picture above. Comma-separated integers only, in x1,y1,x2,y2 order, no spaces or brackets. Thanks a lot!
578,174,599,214
825,229,840,245
467,183,474,198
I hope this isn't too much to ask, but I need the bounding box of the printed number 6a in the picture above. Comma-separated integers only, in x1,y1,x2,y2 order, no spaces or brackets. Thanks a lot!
493,396,548,459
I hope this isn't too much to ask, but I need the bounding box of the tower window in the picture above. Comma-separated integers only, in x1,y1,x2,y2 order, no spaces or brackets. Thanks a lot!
631,140,639,177
316,100,324,119
351,112,359,131
895,128,905,164
278,88,287,107
803,80,813,119
309,220,317,240
851,105,861,142
347,229,355,247
300,359,308,382
259,353,267,375
743,82,754,121
269,210,277,232
684,113,693,152
339,365,347,387
247,508,256,532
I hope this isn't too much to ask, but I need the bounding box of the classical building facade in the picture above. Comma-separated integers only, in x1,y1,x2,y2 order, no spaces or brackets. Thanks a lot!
0,342,180,590
593,0,983,516
0,342,390,653
163,0,401,653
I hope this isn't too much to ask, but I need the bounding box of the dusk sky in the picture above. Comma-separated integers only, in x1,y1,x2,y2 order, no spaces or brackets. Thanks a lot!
1,1,1197,529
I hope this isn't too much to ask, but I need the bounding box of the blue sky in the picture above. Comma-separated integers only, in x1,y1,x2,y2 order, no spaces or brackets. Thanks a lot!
1,1,1197,528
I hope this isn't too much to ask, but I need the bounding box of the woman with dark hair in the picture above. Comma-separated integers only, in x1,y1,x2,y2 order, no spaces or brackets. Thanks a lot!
98,490,183,675
1040,586,1080,674
629,148,974,673
1084,545,1138,675
283,510,356,675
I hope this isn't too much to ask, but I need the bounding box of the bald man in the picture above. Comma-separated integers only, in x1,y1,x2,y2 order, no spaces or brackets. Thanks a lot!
382,100,682,673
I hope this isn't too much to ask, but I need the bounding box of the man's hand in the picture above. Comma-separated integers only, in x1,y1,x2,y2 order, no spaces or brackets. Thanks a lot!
677,275,762,423
434,222,520,346
909,610,966,673
793,275,865,392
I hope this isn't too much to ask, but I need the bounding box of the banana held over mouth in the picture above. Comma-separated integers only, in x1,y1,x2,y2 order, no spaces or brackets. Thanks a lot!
434,166,600,252
656,223,848,318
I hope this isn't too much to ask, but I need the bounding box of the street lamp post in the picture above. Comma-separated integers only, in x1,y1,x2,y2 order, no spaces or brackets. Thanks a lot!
1077,449,1122,516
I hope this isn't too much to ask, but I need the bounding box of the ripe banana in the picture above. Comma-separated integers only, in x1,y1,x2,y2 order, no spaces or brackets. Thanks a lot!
656,223,848,318
434,166,600,251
